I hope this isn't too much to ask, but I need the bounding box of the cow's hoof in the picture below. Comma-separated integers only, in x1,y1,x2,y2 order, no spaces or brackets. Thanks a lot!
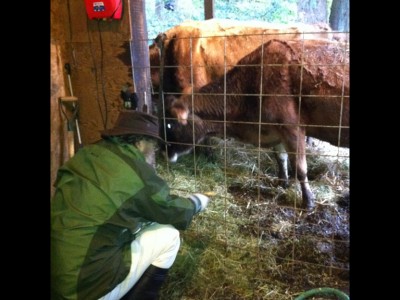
280,182,290,189
301,190,316,211
303,201,316,211
277,179,290,189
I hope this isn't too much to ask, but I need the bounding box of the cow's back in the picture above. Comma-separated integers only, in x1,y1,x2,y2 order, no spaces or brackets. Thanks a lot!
150,19,334,93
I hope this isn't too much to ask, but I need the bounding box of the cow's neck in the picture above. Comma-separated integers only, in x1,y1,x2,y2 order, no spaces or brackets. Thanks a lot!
189,93,245,120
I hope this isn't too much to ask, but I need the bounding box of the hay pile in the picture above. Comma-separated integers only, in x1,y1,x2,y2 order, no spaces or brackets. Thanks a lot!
156,137,349,299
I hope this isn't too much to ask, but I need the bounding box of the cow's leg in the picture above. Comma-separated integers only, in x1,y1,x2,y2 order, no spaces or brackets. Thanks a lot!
272,143,289,188
283,128,316,210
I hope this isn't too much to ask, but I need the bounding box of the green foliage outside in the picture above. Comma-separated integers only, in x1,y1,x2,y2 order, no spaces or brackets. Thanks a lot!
146,0,301,41
213,0,297,23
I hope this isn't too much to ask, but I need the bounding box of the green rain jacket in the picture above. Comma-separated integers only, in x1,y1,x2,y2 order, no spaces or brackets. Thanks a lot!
51,139,200,300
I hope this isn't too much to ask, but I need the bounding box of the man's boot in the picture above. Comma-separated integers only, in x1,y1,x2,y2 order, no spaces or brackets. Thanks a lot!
121,265,169,300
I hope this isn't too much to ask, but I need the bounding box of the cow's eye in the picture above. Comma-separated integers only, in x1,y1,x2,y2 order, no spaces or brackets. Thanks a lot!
167,123,172,129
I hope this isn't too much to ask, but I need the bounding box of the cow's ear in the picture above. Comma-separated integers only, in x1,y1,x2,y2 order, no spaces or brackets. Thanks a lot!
170,100,189,125
155,33,167,45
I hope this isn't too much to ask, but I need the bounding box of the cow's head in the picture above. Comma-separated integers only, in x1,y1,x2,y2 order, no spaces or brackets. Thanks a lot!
168,87,194,125
169,99,190,125
159,114,209,162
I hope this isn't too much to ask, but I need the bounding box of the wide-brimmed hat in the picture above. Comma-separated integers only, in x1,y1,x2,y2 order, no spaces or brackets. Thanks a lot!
101,110,162,141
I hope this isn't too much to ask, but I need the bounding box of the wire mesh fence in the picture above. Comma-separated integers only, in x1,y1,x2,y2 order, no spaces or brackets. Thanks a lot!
151,20,349,299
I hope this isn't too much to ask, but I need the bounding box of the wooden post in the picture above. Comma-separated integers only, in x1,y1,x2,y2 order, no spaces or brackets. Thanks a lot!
129,0,152,113
204,0,214,19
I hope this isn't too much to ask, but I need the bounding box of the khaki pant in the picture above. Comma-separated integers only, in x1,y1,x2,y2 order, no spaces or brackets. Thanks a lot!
99,223,180,300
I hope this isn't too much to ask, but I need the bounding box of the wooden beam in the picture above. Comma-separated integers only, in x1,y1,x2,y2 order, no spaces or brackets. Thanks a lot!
129,0,152,113
204,0,214,19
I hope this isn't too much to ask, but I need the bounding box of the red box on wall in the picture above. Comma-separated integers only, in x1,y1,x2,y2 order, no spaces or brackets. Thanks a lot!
84,0,123,20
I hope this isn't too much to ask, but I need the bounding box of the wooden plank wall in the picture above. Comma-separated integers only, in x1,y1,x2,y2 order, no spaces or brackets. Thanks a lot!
51,0,69,197
51,0,133,195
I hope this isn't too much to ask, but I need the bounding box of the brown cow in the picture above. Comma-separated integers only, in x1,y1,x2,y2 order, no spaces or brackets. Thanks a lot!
164,39,349,210
149,19,334,98
146,19,338,163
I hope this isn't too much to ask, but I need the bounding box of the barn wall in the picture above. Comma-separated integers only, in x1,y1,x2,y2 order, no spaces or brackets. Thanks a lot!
51,0,70,197
50,0,134,195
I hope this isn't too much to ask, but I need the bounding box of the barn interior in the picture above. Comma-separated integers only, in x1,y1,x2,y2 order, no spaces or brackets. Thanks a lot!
51,1,349,299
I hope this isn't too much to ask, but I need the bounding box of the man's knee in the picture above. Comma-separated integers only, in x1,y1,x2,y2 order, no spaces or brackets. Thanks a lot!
151,225,181,269
159,225,180,254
